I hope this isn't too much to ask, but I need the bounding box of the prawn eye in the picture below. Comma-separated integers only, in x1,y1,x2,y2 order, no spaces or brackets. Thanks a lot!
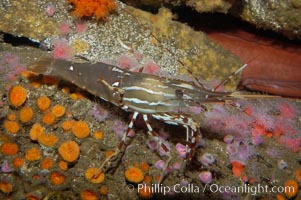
175,89,184,99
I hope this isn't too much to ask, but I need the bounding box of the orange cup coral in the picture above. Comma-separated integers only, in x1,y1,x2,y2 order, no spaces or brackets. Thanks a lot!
1,142,19,156
58,161,68,171
49,171,65,185
140,162,149,172
61,120,75,132
0,182,13,193
276,193,286,200
41,157,53,169
138,185,153,199
58,141,80,162
80,189,98,200
105,150,115,158
85,168,105,184
13,157,24,168
52,105,66,117
29,123,44,141
72,120,90,139
42,112,56,125
295,169,301,183
93,131,103,139
7,114,16,121
19,106,34,123
4,120,20,134
99,185,108,195
125,166,144,183
8,85,27,107
37,96,51,112
25,147,41,161
68,0,117,20
143,175,152,184
231,161,244,177
38,133,59,147
284,179,298,198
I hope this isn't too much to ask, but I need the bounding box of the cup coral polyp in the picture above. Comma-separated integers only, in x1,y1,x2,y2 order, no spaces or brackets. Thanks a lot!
125,167,144,183
99,185,108,195
4,120,20,134
0,182,13,193
29,123,44,141
42,112,56,125
61,120,75,132
37,96,51,112
72,121,90,139
58,140,80,162
19,106,33,123
8,85,27,107
85,168,105,184
13,157,24,168
49,171,65,186
58,161,68,171
284,179,298,198
51,105,66,117
25,147,41,161
41,157,53,169
138,185,153,199
80,190,98,200
1,142,19,156
68,0,117,20
37,133,59,147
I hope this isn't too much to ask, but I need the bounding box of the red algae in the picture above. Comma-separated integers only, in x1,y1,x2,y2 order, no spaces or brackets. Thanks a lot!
206,30,301,97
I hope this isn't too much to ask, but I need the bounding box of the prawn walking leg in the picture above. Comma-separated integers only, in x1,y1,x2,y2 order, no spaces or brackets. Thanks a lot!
93,111,139,178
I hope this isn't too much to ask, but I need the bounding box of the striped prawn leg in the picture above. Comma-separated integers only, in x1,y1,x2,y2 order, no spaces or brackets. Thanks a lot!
93,111,173,182
143,114,172,183
152,113,200,161
92,111,139,179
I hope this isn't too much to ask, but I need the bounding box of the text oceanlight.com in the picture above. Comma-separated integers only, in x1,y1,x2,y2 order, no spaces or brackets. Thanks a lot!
135,183,295,196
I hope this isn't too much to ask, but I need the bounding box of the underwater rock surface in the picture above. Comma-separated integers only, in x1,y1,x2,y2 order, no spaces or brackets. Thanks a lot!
0,0,242,90
124,0,301,40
